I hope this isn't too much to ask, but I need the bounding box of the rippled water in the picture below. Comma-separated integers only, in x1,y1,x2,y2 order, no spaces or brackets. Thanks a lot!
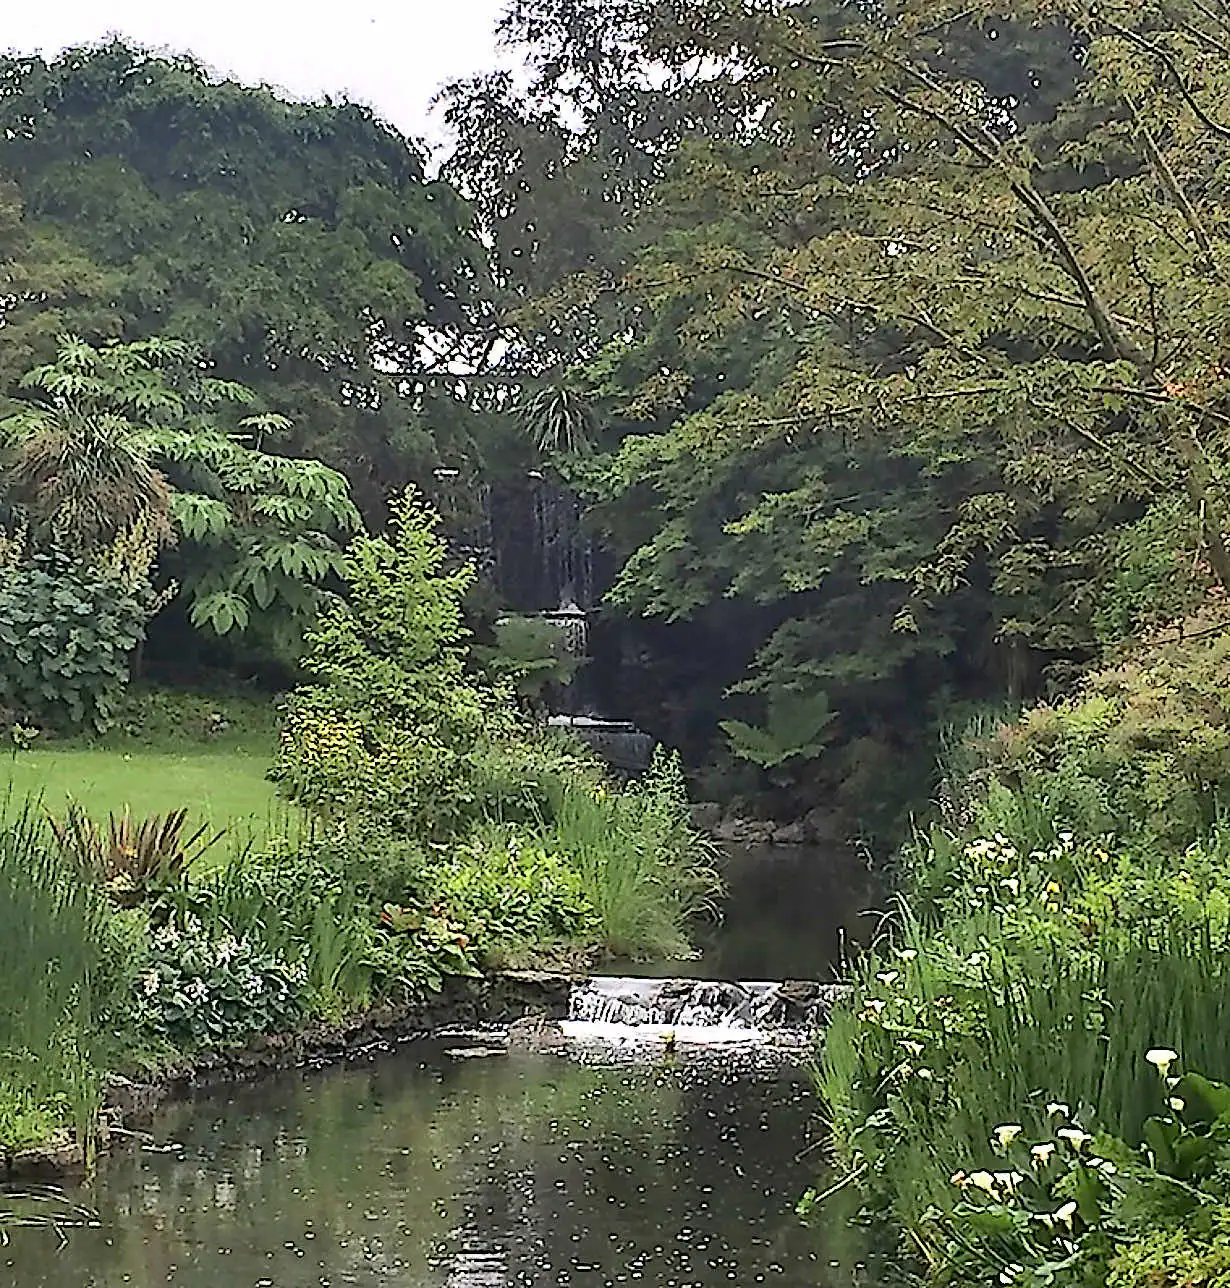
3,843,883,1287
2,1040,852,1288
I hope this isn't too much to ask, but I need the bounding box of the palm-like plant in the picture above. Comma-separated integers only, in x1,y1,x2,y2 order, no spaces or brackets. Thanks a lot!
1,335,177,556
515,386,597,458
6,406,174,555
49,801,223,907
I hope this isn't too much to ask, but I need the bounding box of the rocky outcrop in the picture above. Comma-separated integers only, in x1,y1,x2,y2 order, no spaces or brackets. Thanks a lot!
689,804,846,847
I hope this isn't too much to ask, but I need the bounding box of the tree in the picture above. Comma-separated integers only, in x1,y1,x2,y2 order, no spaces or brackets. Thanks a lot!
455,0,1230,829
0,42,501,520
0,335,360,658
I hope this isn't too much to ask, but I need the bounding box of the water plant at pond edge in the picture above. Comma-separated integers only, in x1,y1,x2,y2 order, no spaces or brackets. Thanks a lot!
0,805,108,1154
909,1054,1230,1288
546,750,722,960
815,642,1230,1286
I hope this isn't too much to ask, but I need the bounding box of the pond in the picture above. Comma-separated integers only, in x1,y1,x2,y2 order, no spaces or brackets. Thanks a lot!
3,844,883,1288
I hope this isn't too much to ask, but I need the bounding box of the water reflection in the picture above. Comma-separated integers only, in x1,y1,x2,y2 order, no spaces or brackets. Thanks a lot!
622,844,880,982
3,1042,838,1287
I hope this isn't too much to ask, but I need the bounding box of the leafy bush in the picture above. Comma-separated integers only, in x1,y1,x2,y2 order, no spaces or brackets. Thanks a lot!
0,546,161,732
423,825,599,957
139,914,305,1049
369,902,484,995
1,333,361,661
107,685,279,747
270,487,497,839
1109,1225,1230,1288
975,613,1230,848
474,615,582,703
720,690,837,770
274,697,482,838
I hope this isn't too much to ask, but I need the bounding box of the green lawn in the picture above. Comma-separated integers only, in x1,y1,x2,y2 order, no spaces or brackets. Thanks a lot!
2,744,286,849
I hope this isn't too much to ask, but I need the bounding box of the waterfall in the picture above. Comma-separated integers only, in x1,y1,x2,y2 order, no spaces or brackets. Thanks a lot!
566,977,849,1039
483,478,594,614
478,475,655,773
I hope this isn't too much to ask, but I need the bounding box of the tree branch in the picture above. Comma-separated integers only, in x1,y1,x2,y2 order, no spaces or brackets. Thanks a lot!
1098,12,1230,141
1133,110,1219,270
873,77,1150,371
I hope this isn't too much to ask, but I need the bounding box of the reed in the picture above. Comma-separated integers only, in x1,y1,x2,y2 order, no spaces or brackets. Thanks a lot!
821,912,1230,1229
548,753,722,960
0,800,107,1151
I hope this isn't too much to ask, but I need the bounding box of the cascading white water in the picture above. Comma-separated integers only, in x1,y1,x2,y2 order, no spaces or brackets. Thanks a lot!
563,977,848,1050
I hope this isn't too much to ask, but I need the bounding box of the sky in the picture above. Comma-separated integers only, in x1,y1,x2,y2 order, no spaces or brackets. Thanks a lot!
2,0,512,147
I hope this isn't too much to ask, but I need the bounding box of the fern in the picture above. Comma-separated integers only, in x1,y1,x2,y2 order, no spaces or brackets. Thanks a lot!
720,691,837,769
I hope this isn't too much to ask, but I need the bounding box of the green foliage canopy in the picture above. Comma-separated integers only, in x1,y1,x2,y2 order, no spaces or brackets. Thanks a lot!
0,334,361,658
0,41,501,517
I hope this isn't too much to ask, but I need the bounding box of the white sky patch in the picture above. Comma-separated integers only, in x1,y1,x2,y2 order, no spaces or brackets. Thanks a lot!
2,0,512,146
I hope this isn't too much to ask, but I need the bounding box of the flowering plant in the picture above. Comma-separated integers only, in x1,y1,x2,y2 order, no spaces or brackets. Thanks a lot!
922,1052,1230,1288
140,915,305,1049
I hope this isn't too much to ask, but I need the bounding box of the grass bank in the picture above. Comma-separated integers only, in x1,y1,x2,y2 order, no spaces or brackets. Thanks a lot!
1,688,284,846
3,746,280,846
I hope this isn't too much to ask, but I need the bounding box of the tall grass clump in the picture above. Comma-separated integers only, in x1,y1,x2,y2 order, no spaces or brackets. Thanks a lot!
820,907,1230,1231
548,749,722,960
0,802,107,1152
816,635,1230,1286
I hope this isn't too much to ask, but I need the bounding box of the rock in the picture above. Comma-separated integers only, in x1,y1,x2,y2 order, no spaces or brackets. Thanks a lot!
771,821,807,845
103,1073,162,1118
487,971,572,1023
778,980,821,1023
802,807,840,844
688,802,723,833
507,1016,567,1052
8,1130,85,1177
714,816,775,845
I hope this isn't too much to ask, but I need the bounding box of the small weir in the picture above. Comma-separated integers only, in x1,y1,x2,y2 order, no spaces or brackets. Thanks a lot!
565,975,849,1043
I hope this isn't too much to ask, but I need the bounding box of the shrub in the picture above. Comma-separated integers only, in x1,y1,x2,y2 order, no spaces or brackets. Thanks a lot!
474,615,582,703
423,825,599,958
108,686,279,747
139,914,304,1049
0,546,162,733
269,488,499,840
1109,1227,1230,1288
974,612,1230,848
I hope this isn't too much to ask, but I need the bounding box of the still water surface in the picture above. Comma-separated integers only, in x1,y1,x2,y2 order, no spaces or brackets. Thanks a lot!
3,844,880,1288
4,1044,837,1287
